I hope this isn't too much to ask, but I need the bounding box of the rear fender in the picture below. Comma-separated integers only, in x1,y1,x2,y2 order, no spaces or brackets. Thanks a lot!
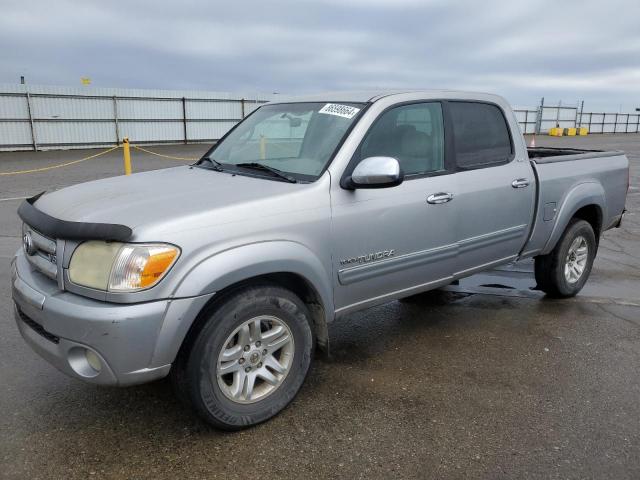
541,182,605,255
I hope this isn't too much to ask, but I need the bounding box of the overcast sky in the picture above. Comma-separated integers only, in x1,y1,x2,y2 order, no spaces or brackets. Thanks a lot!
1,0,638,111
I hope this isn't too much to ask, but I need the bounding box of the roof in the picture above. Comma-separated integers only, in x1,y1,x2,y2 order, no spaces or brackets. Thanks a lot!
267,89,499,104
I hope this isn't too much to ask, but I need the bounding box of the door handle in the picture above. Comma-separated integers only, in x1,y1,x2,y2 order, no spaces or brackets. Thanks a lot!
511,178,530,188
427,192,454,204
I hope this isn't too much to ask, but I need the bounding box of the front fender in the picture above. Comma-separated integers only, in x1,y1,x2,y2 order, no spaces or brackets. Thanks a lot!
541,181,605,255
172,240,334,324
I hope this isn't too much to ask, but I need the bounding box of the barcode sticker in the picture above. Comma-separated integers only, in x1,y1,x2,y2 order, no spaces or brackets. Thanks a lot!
318,103,360,119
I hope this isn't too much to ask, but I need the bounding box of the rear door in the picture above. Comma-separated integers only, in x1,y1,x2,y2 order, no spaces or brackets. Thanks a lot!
447,101,535,276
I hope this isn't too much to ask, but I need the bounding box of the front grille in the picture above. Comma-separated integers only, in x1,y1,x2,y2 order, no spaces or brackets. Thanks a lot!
17,307,60,344
22,224,58,281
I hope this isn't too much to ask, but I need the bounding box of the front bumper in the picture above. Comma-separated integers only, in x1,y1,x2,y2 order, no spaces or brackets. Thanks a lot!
11,251,214,386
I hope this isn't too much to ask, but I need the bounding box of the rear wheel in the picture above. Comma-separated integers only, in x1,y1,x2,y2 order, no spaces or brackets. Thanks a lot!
172,284,314,430
534,219,596,297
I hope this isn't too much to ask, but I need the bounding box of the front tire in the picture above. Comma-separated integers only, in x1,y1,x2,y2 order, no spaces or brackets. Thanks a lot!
534,219,596,298
173,284,314,430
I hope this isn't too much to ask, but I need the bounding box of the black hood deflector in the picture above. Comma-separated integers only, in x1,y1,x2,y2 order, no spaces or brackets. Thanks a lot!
17,192,133,242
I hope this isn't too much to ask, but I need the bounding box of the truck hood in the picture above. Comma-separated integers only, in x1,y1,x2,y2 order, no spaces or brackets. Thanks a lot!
34,166,317,236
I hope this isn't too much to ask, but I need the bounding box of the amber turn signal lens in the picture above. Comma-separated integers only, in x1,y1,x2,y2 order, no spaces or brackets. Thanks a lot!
108,244,180,292
140,249,178,287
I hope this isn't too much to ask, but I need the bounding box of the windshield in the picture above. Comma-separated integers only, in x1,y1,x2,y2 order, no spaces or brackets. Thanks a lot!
201,102,365,181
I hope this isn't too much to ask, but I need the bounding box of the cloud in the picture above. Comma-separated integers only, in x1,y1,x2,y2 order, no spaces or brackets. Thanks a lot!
1,0,639,110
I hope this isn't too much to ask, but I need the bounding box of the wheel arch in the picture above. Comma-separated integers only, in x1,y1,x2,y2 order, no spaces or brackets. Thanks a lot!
572,204,603,241
170,241,333,359
208,271,331,353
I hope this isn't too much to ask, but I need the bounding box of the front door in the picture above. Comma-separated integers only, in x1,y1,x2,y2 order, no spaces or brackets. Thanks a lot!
330,101,458,314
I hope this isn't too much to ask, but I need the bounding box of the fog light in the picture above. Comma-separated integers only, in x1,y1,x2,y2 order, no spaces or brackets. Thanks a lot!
85,349,102,372
68,347,102,378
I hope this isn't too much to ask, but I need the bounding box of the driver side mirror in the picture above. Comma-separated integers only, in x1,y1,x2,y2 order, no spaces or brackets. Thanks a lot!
344,156,404,189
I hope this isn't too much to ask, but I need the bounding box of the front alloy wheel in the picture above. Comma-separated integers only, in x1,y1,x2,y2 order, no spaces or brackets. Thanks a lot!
217,315,294,404
173,284,314,430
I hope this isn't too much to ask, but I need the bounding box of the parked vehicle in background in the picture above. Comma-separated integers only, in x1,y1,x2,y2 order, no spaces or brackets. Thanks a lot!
12,90,629,429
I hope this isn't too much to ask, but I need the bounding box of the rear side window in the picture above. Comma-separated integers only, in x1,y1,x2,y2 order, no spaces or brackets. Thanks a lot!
449,102,513,169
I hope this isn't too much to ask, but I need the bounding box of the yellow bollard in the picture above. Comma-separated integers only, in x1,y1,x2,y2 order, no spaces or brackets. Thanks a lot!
259,135,266,160
122,137,132,175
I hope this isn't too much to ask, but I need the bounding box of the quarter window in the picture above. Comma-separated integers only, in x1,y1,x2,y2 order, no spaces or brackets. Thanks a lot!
359,102,445,176
449,102,513,169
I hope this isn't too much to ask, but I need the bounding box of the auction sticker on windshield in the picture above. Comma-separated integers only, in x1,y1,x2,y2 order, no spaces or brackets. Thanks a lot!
318,103,360,119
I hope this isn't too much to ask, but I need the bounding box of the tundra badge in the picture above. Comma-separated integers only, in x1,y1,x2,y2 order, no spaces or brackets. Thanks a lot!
340,250,395,266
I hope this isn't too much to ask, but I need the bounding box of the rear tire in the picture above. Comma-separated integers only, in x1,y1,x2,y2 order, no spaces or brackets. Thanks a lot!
172,284,314,430
534,219,596,298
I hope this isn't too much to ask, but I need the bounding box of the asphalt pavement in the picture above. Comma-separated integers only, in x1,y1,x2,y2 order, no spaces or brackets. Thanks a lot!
1,136,639,479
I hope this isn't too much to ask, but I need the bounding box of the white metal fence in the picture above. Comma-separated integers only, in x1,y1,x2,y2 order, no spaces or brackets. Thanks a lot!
0,85,271,151
1,86,639,151
513,99,640,135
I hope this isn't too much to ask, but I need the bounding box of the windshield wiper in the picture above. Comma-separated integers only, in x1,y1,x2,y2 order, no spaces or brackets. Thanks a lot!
197,156,224,172
235,162,298,183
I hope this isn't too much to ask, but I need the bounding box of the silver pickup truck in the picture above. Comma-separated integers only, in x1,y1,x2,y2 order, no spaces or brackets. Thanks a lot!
12,91,629,429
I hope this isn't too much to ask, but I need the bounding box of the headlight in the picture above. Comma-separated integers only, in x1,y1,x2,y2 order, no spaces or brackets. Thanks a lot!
68,241,180,292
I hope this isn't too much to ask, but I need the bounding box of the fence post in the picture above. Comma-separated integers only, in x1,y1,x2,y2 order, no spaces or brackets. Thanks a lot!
241,98,246,118
259,135,266,160
25,92,38,151
535,97,544,134
122,137,132,175
578,100,584,128
625,113,629,133
113,96,120,145
182,97,188,144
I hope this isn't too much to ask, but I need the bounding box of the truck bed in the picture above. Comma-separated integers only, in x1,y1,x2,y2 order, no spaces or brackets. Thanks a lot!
528,147,624,163
521,148,629,258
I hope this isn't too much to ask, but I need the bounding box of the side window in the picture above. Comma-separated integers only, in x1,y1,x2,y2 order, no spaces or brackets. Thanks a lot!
360,102,445,176
449,102,513,169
